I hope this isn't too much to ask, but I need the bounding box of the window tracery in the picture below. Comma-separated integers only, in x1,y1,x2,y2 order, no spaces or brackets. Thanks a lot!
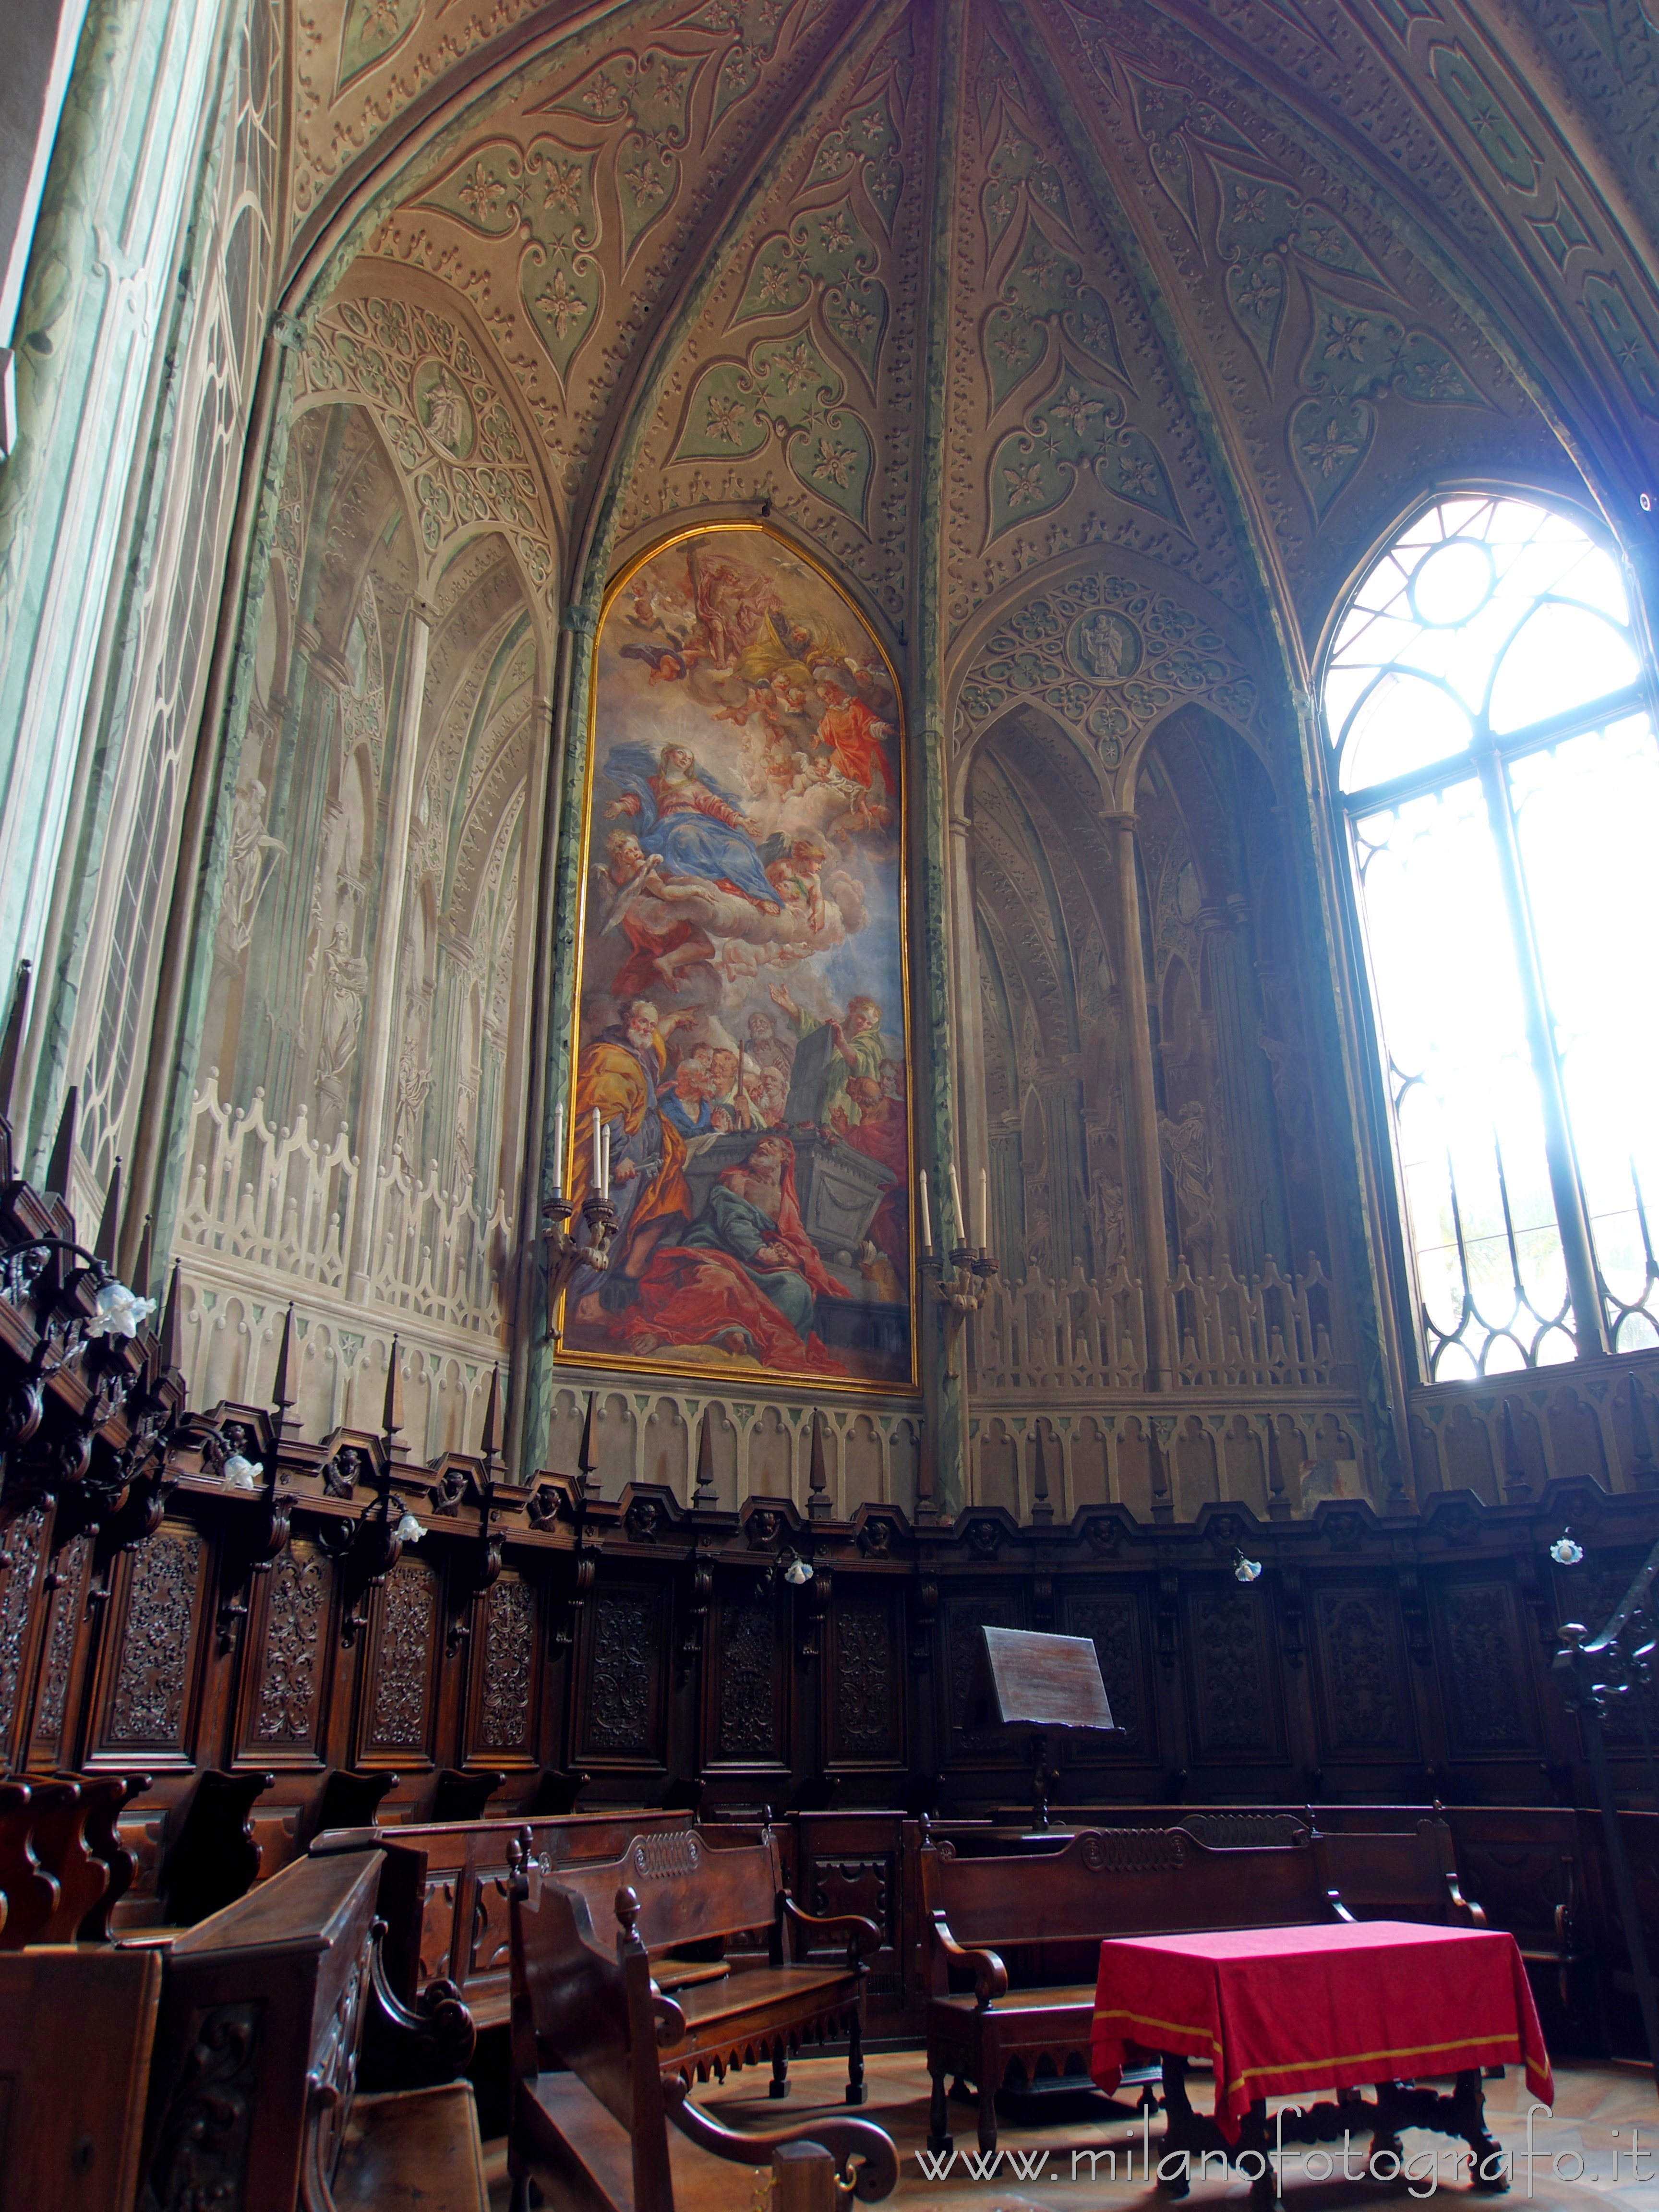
1323,492,1659,1377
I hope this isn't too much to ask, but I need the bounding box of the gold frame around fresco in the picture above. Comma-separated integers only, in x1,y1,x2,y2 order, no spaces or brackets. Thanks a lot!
552,518,920,1397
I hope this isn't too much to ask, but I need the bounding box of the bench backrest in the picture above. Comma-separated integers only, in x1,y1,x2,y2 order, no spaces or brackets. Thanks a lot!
920,1826,1336,1982
1317,1819,1478,1924
536,1827,786,1956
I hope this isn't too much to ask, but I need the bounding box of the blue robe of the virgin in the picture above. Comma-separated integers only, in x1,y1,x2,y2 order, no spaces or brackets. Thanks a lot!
602,744,779,910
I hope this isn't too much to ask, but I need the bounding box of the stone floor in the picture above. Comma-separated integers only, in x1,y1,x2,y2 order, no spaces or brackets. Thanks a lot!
487,2052,1659,2210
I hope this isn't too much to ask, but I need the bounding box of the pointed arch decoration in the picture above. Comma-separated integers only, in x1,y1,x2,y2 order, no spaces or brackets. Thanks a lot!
553,519,917,1392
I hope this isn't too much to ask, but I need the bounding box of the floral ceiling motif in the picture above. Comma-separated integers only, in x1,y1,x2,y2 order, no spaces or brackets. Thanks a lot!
624,16,921,618
283,0,1659,640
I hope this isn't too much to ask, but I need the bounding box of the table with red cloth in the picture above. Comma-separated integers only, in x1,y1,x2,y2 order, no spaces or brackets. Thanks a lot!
1091,1921,1553,2202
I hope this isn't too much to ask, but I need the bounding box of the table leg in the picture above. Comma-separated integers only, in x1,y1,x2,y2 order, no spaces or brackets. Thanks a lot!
1450,2068,1508,2192
1156,2056,1194,2198
926,2054,952,2155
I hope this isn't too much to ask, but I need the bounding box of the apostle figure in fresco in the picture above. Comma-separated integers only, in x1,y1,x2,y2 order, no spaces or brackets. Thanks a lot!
602,742,781,913
570,996,695,1321
619,1132,848,1373
769,982,885,1129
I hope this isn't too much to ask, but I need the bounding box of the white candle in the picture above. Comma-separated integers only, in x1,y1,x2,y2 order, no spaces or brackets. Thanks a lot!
591,1107,601,1188
601,1125,612,1199
980,1167,988,1251
553,1103,565,1198
949,1163,964,1249
918,1168,933,1255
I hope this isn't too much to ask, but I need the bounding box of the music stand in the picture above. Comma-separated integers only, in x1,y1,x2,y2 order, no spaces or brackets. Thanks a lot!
974,1625,1117,1831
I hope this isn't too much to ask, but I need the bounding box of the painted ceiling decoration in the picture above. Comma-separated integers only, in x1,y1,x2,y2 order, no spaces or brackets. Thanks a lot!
276,0,1659,656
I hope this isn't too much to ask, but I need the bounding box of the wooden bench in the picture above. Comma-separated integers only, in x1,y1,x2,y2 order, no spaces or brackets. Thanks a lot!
919,1821,1348,2158
0,1773,146,1947
138,1847,484,2212
311,1806,769,2034
507,1837,898,2212
516,1821,879,2105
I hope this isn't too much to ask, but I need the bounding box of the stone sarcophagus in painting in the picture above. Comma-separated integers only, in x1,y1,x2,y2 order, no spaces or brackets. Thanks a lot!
556,522,914,1390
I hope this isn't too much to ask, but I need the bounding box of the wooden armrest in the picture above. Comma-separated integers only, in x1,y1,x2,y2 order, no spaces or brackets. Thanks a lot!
665,2076,898,2201
652,1987,687,2050
1326,1888,1357,1924
926,1908,1007,2008
781,1892,882,1957
1444,1873,1487,1927
364,1917,476,2085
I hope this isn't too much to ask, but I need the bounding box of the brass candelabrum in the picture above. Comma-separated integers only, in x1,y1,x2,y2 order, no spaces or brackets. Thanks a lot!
924,1242,996,1381
543,1191,619,1343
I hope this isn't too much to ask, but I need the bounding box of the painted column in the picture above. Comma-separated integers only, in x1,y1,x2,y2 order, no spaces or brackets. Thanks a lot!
346,598,433,1302
1108,812,1173,1388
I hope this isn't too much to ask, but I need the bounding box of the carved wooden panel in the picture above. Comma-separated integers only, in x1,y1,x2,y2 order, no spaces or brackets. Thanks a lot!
707,1580,785,1769
469,1869,514,1976
825,1587,903,1769
471,1574,538,1758
943,1589,1025,1759
141,1998,263,2208
1431,1577,1537,1758
244,1539,330,1760
0,1505,49,1759
363,1558,440,1761
33,1531,90,1758
103,1525,205,1755
578,1582,668,1767
1183,1580,1283,1762
419,1877,458,1984
1062,1586,1153,1755
1309,1581,1417,1761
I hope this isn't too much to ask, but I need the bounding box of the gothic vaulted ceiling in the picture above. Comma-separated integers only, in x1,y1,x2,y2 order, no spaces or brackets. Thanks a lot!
276,0,1659,696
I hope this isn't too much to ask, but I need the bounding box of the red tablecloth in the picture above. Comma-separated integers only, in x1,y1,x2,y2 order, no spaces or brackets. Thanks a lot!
1090,1920,1553,2141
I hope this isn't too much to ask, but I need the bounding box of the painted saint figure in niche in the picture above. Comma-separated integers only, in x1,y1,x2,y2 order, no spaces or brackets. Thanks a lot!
558,524,914,1392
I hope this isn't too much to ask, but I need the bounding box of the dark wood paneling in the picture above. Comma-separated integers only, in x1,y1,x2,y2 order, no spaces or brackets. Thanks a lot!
1309,1578,1418,1764
465,1573,539,1767
1061,1583,1156,1759
577,1579,670,1771
824,1581,904,1772
1182,1576,1285,1764
703,1576,787,1773
358,1557,442,1769
1430,1575,1539,1761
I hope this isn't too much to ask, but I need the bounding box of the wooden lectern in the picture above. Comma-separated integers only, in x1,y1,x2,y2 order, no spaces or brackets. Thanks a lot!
974,1625,1117,1830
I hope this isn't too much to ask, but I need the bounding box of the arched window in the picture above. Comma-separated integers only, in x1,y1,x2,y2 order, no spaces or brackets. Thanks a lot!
1323,493,1659,1378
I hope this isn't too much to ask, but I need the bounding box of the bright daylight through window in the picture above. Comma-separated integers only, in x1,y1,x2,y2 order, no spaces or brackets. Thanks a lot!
1323,494,1659,1379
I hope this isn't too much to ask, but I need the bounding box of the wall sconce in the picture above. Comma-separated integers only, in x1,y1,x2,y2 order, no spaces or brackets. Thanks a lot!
1550,1529,1586,1566
1232,1548,1263,1585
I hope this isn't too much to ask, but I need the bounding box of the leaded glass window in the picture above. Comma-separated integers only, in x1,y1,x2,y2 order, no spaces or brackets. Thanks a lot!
1323,493,1658,1377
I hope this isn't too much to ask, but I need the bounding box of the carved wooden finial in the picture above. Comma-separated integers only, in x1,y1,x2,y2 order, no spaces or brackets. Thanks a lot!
132,1215,154,1310
271,1303,297,1423
45,1084,78,1204
807,1406,829,1519
383,1335,404,1443
158,1261,183,1375
614,1883,641,1946
578,1389,598,1495
481,1364,502,1466
693,1406,716,1506
0,960,31,1130
92,1157,121,1267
